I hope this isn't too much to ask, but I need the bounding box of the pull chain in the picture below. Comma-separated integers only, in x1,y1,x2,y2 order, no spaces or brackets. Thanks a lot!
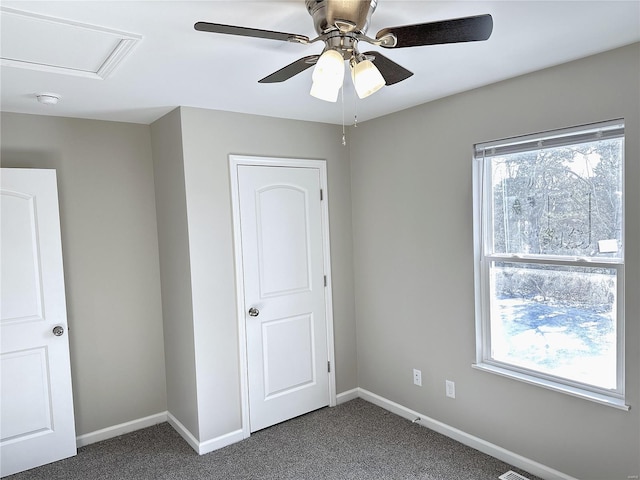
353,88,358,128
341,85,346,146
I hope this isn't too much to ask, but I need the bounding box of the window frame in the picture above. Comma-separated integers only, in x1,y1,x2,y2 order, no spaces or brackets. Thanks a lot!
472,120,628,410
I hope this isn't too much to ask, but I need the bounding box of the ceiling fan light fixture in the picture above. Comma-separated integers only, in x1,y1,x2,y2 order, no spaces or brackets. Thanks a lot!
351,59,385,99
310,49,344,102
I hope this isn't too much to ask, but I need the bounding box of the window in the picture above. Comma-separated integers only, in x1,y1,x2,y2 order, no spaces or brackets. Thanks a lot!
473,120,627,409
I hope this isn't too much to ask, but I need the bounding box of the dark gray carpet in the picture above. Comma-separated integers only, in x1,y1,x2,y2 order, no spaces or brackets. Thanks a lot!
9,399,542,480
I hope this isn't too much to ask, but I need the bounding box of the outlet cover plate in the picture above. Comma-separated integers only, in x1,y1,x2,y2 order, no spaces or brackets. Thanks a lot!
446,380,455,398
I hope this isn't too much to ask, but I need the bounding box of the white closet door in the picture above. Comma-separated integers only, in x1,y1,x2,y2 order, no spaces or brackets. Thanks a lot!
1,168,76,477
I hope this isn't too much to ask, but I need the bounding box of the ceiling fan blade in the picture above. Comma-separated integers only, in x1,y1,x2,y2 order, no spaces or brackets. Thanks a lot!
363,51,413,86
194,22,309,44
376,14,493,48
259,55,320,83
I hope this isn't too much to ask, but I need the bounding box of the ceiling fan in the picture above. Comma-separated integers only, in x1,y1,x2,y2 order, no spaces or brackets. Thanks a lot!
195,0,493,102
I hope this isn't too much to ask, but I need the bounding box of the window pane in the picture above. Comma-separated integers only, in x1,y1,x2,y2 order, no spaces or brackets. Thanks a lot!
489,138,623,258
489,261,617,390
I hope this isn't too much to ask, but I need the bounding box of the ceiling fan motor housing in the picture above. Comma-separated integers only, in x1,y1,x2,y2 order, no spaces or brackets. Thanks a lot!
324,33,358,60
306,0,378,35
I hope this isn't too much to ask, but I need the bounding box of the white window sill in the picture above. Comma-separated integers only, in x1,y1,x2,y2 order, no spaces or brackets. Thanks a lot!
472,362,630,411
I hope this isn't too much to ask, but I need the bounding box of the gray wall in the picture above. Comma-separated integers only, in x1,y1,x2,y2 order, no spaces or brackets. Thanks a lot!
1,113,167,436
349,43,640,480
150,109,200,438
161,106,357,441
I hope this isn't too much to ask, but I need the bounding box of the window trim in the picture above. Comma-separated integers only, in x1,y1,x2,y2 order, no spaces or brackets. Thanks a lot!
471,363,629,410
472,120,628,410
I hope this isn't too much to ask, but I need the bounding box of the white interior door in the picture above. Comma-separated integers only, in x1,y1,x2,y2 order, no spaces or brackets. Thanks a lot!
1,168,76,477
233,160,333,433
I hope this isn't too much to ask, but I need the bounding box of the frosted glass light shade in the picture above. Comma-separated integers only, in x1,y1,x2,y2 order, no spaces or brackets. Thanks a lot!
310,49,344,102
351,59,385,99
312,49,345,84
310,81,341,102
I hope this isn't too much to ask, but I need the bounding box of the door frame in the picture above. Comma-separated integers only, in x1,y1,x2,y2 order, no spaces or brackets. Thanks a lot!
229,155,336,438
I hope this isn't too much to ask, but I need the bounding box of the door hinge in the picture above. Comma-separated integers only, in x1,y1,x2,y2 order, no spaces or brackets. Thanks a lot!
324,275,327,287
320,189,323,201
327,361,331,373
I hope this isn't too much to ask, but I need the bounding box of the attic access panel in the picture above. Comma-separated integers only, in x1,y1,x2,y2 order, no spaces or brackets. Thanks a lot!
0,6,141,79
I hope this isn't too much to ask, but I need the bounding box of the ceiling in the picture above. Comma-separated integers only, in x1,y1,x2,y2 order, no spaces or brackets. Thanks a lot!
1,1,639,126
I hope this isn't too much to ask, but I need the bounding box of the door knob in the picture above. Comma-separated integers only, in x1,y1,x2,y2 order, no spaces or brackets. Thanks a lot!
52,325,64,336
248,307,260,317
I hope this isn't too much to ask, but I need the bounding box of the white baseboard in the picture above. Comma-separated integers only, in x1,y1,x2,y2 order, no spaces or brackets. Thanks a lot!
166,412,200,453
357,388,578,480
76,411,168,448
336,388,359,404
166,412,244,455
198,428,244,455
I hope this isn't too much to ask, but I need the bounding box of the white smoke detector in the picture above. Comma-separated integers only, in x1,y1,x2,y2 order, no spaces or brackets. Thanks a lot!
36,93,61,105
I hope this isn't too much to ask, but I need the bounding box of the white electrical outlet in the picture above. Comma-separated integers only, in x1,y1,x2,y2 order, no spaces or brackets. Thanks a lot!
446,380,455,398
413,368,422,386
